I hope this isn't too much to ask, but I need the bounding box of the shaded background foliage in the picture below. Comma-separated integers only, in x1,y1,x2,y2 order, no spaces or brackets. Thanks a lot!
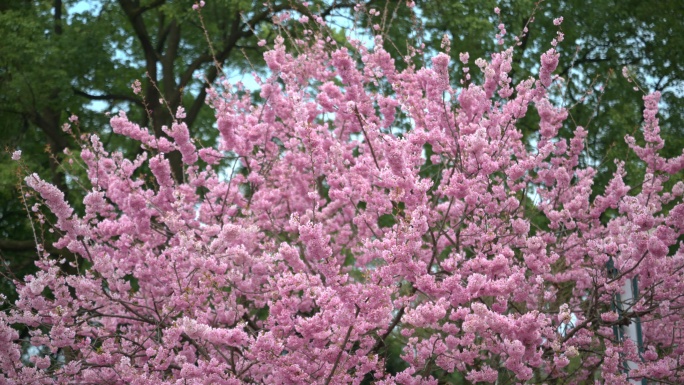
0,0,682,378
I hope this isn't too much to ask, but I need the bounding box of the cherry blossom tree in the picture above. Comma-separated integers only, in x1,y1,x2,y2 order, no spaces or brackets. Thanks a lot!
2,3,684,384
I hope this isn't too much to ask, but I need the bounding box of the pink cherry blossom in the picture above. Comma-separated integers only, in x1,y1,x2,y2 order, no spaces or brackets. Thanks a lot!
3,7,683,385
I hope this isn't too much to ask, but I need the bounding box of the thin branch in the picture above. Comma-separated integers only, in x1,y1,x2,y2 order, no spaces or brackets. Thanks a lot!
324,305,360,385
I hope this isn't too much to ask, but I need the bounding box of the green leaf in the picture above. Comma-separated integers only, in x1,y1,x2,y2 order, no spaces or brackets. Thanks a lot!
378,213,397,228
123,274,140,293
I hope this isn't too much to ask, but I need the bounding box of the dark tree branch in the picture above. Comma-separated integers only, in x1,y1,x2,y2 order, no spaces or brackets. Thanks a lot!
73,88,143,107
155,12,170,55
53,0,62,35
0,239,38,252
162,20,181,102
131,0,166,19
118,0,161,75
177,52,213,91
0,239,76,261
30,109,69,158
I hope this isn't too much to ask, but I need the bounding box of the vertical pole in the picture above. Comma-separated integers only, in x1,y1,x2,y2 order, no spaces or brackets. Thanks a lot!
608,258,645,385
620,277,644,385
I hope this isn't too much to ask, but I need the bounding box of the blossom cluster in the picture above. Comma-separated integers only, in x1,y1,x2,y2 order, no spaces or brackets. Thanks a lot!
2,9,683,385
